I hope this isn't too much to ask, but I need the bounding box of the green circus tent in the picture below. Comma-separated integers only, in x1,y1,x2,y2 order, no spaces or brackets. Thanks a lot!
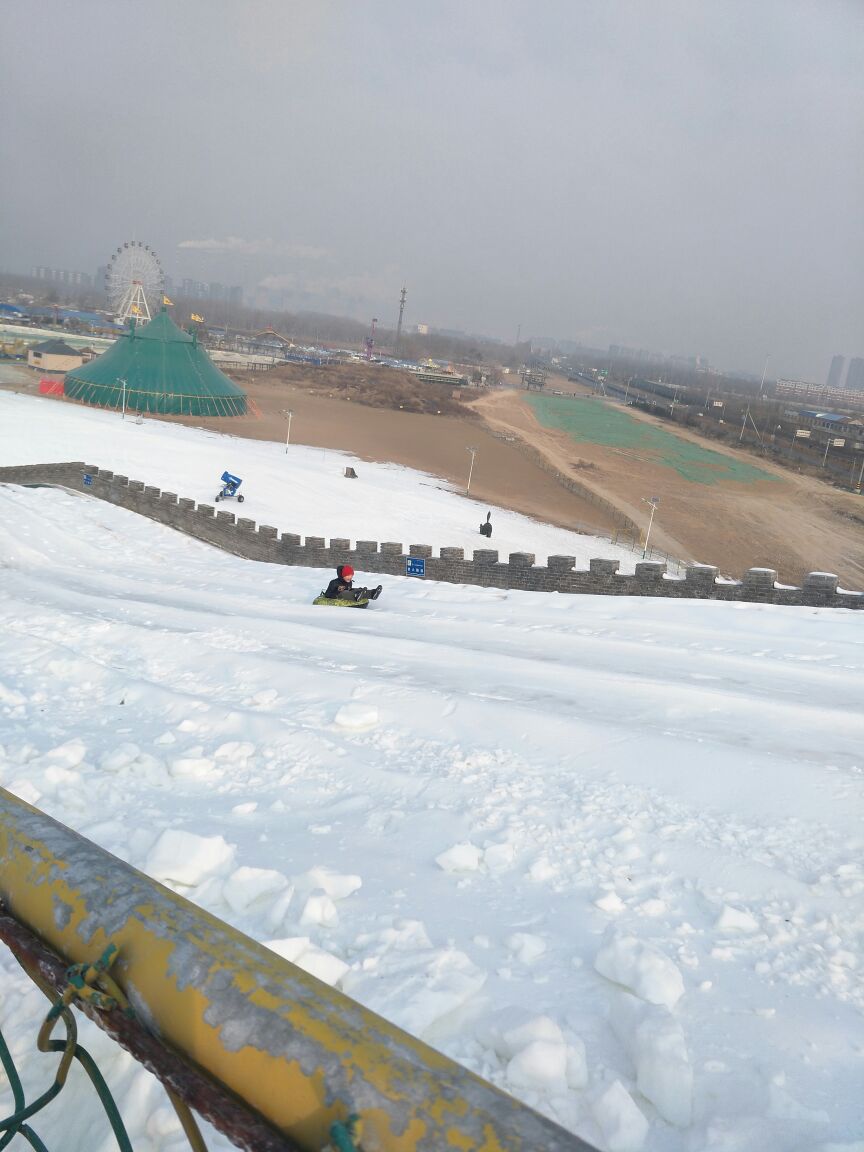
64,311,247,416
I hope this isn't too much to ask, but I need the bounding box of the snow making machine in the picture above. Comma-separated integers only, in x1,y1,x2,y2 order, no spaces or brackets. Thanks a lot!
215,470,244,503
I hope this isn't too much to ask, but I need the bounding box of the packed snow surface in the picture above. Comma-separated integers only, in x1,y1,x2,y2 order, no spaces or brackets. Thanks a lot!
1,404,863,1151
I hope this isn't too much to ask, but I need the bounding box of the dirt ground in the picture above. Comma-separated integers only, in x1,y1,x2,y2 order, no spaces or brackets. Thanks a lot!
471,386,864,586
4,357,863,585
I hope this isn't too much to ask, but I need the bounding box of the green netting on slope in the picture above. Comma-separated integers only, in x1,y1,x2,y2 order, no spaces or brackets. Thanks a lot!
528,395,774,485
64,311,247,417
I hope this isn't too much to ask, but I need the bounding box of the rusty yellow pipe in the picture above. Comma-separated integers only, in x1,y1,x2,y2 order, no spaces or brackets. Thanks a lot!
0,789,592,1151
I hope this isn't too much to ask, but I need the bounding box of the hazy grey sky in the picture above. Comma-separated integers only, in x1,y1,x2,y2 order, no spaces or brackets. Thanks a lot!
1,1,862,377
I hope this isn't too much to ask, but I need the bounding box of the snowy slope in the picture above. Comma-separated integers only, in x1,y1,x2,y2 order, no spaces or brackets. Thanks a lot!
1,481,863,1152
0,391,642,570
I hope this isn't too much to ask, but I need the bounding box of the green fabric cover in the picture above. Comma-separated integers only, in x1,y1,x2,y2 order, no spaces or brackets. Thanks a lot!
64,311,247,416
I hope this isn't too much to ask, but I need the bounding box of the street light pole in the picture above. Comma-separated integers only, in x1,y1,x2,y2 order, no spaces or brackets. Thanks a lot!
758,353,770,398
466,446,477,494
642,496,659,558
856,455,864,494
284,410,293,453
822,437,832,468
120,378,127,420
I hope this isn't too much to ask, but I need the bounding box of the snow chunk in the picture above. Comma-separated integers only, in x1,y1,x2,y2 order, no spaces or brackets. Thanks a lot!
435,842,482,873
342,946,485,1036
716,904,759,933
334,702,379,729
596,890,626,914
169,755,218,780
99,743,140,772
301,866,362,900
43,738,87,768
595,932,685,1009
5,778,41,805
611,992,692,1127
214,741,256,761
299,891,339,927
566,1040,589,1089
507,932,546,965
145,829,235,887
506,1039,568,1092
483,842,516,872
293,945,350,986
264,937,349,986
478,1010,564,1058
222,866,290,914
592,1081,648,1152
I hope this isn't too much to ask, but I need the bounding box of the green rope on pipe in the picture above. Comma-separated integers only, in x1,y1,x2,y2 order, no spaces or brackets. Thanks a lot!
326,1113,363,1152
0,940,136,1152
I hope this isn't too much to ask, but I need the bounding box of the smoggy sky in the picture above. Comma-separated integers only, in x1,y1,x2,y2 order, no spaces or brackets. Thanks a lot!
1,1,862,378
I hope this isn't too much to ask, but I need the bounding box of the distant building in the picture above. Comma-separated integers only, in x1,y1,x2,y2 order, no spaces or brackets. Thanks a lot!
32,267,92,287
776,376,864,409
228,285,243,305
181,278,208,298
415,323,429,335
846,357,864,392
27,339,84,372
827,355,845,389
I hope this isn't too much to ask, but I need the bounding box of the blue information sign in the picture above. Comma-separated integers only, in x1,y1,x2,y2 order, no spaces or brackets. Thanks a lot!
83,474,93,486
406,556,426,578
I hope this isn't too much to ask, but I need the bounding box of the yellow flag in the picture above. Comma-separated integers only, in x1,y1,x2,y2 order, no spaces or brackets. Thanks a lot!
191,312,204,323
131,305,141,315
162,295,174,306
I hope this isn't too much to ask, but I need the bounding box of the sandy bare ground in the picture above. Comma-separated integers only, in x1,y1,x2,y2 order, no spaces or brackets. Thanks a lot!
471,388,864,586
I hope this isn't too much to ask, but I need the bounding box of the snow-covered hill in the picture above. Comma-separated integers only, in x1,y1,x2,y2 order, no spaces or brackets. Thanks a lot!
1,471,862,1152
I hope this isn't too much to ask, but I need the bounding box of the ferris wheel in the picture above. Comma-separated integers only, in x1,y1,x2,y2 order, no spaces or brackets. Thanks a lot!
105,241,164,324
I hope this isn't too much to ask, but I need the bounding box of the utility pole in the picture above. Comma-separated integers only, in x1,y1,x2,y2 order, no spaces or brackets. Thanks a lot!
856,455,864,493
466,446,477,494
642,496,660,558
758,353,770,398
395,286,407,356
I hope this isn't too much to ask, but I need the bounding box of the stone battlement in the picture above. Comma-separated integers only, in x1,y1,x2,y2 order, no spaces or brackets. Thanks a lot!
2,462,861,609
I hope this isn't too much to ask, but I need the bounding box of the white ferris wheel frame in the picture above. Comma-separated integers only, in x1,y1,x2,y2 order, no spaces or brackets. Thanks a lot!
105,241,164,324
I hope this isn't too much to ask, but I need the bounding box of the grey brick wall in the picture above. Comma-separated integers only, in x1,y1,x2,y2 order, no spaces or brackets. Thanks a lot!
2,462,861,610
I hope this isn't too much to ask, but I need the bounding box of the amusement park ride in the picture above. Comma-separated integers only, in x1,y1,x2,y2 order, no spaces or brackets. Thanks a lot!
104,241,164,325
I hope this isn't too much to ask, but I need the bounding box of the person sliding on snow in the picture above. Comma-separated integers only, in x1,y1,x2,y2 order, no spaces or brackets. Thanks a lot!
323,565,382,602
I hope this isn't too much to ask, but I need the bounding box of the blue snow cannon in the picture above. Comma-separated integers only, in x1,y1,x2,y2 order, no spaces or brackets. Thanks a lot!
215,471,244,503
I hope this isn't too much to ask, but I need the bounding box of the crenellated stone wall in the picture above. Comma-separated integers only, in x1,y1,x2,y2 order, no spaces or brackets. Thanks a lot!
2,462,861,609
